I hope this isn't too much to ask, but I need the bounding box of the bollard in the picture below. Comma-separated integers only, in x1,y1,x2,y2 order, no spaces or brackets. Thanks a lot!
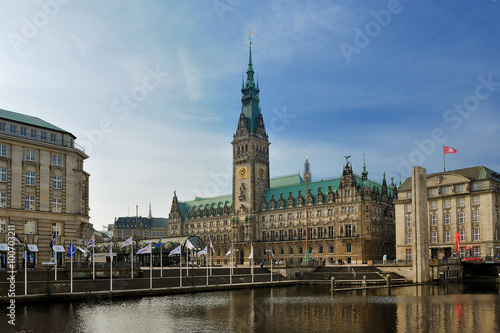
386,274,392,287
498,273,500,285
331,276,335,292
362,275,367,288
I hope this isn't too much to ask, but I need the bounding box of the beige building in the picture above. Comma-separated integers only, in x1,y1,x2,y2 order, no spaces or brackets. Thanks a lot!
168,42,397,266
396,166,500,261
0,109,89,268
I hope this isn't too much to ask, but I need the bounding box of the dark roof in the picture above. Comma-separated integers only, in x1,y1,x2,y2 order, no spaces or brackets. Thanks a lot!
114,216,168,229
398,166,500,191
0,108,70,134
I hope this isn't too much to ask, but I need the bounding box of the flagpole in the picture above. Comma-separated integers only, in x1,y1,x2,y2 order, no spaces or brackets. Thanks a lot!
92,236,95,280
131,241,134,279
209,237,213,276
70,241,73,294
186,245,189,277
110,244,113,292
24,246,27,296
271,251,273,283
180,250,182,288
251,257,254,284
54,234,57,281
230,241,233,285
206,253,209,286
160,244,163,278
443,145,446,172
149,243,152,290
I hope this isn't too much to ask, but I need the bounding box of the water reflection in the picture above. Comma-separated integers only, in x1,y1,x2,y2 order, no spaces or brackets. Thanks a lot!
4,283,500,332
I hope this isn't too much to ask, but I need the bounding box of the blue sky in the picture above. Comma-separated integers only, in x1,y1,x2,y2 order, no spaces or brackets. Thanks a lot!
0,0,499,229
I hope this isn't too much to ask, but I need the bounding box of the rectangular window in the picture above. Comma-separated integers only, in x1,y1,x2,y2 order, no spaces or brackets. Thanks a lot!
328,209,334,216
52,154,63,166
317,227,323,239
298,229,303,240
406,249,412,261
24,195,35,210
10,125,16,134
457,185,464,192
0,193,6,208
318,245,323,254
278,214,283,221
443,186,449,194
50,133,57,142
52,198,62,212
444,230,451,242
317,210,323,217
459,229,465,242
459,247,466,259
430,214,437,226
472,183,479,190
30,129,37,138
406,232,412,245
307,211,312,217
299,246,303,255
329,244,334,253
24,220,36,234
472,211,480,222
280,246,284,255
431,201,437,209
472,196,479,205
429,188,436,196
444,213,451,225
328,226,334,238
431,231,437,243
288,213,293,219
51,222,62,235
25,172,36,186
0,144,6,157
41,131,47,140
20,127,27,136
52,176,62,189
458,212,465,223
473,228,480,241
406,192,412,198
0,168,6,182
289,246,293,255
0,218,6,233
406,204,411,212
297,212,303,218
444,199,450,208
0,122,5,132
405,216,412,228
473,246,480,257
25,149,36,162
458,198,464,207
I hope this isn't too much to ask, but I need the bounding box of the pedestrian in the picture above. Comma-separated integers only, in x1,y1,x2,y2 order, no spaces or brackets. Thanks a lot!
260,261,264,269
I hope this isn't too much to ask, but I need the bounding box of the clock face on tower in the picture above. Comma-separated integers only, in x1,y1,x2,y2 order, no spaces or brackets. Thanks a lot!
238,167,247,179
258,167,265,179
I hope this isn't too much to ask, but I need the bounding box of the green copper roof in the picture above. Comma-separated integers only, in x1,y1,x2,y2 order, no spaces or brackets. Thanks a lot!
398,165,500,191
0,108,69,134
178,194,232,220
270,173,304,187
263,174,393,210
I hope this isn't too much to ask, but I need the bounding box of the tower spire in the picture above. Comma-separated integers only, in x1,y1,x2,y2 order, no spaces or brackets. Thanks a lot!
246,31,255,87
361,153,368,180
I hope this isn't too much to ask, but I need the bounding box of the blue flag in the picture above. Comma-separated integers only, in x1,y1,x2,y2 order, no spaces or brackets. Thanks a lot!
155,238,162,248
66,242,76,258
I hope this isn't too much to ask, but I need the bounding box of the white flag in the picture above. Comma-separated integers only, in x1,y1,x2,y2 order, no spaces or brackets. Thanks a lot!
210,238,214,253
248,243,254,259
137,244,151,254
169,245,181,256
197,246,208,257
109,244,113,262
225,248,232,256
121,236,133,247
185,239,194,250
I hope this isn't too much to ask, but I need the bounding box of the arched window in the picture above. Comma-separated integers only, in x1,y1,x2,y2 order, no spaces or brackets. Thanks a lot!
346,243,352,253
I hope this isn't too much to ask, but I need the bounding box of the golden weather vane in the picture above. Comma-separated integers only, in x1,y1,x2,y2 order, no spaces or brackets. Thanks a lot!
249,30,252,45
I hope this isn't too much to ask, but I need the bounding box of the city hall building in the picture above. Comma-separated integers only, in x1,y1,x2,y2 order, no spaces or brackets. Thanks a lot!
0,109,90,268
168,43,397,265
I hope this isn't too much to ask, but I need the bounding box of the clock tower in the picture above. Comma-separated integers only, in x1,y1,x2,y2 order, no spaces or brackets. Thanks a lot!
232,34,270,243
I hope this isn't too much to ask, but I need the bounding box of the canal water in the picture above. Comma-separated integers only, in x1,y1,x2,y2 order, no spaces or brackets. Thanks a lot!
3,282,500,332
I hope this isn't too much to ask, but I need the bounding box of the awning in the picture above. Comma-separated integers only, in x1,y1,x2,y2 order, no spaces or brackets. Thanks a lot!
0,244,9,251
53,245,66,253
76,246,87,253
28,245,39,252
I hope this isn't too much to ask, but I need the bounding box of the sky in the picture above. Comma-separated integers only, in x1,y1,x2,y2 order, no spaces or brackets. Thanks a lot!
0,0,499,229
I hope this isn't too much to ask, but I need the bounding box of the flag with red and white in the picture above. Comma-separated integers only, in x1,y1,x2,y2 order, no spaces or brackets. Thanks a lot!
455,232,460,253
444,146,457,154
270,249,274,260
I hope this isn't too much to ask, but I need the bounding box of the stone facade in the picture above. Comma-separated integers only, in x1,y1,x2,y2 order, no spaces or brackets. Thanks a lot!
168,42,397,266
0,109,89,268
396,166,500,261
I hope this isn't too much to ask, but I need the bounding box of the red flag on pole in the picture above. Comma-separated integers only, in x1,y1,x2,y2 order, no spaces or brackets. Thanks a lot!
455,232,460,253
444,146,457,154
